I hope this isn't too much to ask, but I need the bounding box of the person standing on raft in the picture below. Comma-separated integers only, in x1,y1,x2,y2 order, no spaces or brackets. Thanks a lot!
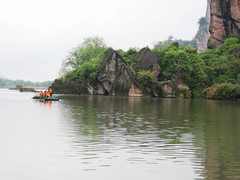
49,88,53,97
44,90,51,98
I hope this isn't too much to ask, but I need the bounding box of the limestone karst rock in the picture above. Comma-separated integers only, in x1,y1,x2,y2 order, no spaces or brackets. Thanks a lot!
209,0,240,46
196,0,211,52
50,79,89,94
87,48,143,96
132,47,160,78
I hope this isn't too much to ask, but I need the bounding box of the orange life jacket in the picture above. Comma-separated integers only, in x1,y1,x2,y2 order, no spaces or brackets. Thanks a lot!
49,88,53,93
46,91,51,97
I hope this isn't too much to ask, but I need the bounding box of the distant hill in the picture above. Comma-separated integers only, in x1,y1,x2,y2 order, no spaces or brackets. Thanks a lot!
0,78,52,88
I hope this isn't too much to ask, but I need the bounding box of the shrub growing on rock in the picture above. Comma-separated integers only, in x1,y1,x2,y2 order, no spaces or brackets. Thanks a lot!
137,70,157,92
203,83,240,100
177,84,191,98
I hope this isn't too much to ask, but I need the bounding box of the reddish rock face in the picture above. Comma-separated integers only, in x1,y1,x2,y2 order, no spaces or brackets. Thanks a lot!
209,0,240,46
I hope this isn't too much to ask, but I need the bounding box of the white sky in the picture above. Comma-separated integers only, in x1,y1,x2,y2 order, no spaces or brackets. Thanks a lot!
0,0,207,82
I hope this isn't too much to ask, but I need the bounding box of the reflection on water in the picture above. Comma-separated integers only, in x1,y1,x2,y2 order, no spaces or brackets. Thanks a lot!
0,89,240,179
35,99,52,108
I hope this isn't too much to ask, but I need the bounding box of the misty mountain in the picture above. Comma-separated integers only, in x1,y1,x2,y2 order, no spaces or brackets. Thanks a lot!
0,78,52,88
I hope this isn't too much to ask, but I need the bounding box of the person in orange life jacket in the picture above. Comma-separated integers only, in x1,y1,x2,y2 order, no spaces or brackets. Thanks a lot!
44,91,50,98
46,91,51,98
49,88,53,97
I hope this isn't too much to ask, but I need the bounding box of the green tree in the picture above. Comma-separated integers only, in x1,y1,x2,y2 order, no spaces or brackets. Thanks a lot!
184,46,207,95
137,70,157,91
60,54,103,84
155,44,207,96
117,48,138,65
61,36,107,73
200,37,240,84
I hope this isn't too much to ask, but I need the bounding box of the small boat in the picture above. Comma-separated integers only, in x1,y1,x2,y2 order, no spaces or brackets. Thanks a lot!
44,97,59,101
32,95,59,101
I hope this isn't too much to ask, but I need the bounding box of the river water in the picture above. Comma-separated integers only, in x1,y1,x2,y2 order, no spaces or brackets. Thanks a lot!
0,89,240,180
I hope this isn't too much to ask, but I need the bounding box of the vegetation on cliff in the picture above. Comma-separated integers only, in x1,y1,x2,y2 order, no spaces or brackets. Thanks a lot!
200,36,240,100
154,43,207,97
60,36,107,76
57,35,240,100
153,36,240,99
60,36,107,84
117,48,138,65
203,83,240,100
200,37,240,83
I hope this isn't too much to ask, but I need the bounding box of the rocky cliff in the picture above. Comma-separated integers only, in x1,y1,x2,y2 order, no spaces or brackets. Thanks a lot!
209,0,240,46
51,48,179,98
50,79,89,94
87,48,143,96
196,0,211,52
132,47,160,78
132,47,177,98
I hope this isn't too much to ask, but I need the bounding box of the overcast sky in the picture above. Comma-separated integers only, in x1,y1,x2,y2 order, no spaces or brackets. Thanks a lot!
0,0,207,82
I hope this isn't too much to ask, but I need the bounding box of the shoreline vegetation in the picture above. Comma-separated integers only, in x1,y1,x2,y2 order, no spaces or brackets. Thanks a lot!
51,35,240,101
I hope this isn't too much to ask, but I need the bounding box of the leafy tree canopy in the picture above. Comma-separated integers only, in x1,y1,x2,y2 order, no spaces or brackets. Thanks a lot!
60,36,107,75
117,48,138,65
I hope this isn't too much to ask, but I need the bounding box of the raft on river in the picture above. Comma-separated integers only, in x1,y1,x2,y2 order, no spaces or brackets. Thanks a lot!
32,95,59,101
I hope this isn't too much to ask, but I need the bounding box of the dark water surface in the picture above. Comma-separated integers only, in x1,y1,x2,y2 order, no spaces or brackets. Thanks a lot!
0,89,240,180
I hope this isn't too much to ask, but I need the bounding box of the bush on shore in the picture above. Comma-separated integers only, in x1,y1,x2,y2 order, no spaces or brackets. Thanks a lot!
203,83,240,100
